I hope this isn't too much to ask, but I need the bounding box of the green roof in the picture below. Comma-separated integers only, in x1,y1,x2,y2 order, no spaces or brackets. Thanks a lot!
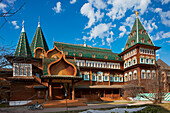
30,27,49,56
54,42,122,61
15,32,32,57
124,18,154,51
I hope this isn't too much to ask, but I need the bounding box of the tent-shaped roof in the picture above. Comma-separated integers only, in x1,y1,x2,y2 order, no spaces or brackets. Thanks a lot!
15,24,32,57
124,17,154,51
30,23,49,56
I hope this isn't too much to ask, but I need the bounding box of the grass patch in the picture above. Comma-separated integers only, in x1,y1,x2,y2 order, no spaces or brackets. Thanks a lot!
132,104,170,113
0,103,9,107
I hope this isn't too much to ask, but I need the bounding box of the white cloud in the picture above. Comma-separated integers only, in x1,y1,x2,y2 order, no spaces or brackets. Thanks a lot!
106,0,151,21
106,31,114,47
11,21,19,29
143,19,158,33
88,23,112,41
119,26,127,38
155,8,162,13
161,0,170,4
153,31,170,41
166,40,170,43
80,0,107,29
75,38,81,41
154,8,170,27
0,3,7,12
70,0,76,4
52,2,62,13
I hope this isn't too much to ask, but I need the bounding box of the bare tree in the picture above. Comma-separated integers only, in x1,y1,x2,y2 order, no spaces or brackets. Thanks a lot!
123,64,167,104
0,0,25,29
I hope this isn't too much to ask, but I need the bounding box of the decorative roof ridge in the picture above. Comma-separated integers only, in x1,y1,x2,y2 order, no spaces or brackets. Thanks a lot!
54,41,112,51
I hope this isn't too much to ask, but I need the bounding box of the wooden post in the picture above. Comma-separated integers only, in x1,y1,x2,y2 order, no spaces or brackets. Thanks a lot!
90,70,92,85
67,83,70,99
98,90,100,97
49,83,52,100
104,90,105,97
72,80,75,100
137,67,141,86
109,72,110,85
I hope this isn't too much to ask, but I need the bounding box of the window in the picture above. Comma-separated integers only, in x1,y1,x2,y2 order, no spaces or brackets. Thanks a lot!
151,59,154,64
131,40,134,46
13,63,32,77
97,71,103,82
110,76,114,82
152,70,156,78
141,38,144,43
84,72,89,81
104,76,109,81
147,71,151,79
140,57,144,63
133,70,137,80
141,70,145,79
129,72,132,81
146,59,149,64
92,55,95,58
64,51,68,55
79,53,82,57
104,56,108,59
92,73,96,81
124,73,128,82
114,74,119,82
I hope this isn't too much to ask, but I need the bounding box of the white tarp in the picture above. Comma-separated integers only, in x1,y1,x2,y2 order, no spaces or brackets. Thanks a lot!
9,100,32,106
80,106,146,113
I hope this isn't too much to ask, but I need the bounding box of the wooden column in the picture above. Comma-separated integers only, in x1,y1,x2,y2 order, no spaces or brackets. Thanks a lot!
72,80,75,100
111,90,113,98
90,70,92,85
67,83,70,99
109,72,110,85
49,83,52,100
137,67,141,86
44,89,46,100
98,90,100,97
104,90,105,97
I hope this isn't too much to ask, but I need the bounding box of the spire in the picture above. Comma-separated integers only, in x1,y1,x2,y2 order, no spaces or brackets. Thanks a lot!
30,22,49,56
21,20,25,32
38,16,40,27
124,11,154,51
15,21,32,57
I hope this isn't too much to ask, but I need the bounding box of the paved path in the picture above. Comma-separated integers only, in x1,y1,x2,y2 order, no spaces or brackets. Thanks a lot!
0,101,169,113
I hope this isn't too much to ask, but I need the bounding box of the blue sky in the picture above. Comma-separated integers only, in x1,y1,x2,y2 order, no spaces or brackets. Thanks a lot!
0,0,170,65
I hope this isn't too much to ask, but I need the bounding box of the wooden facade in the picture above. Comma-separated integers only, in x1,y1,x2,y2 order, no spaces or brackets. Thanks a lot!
2,14,170,102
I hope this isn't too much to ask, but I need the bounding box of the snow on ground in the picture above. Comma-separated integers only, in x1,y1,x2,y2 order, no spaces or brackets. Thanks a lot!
80,106,146,113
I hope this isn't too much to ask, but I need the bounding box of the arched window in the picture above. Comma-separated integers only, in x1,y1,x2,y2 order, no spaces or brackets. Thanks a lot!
152,70,156,78
129,72,132,80
133,70,137,80
141,38,145,43
131,40,135,46
140,29,143,34
147,70,151,79
141,69,145,79
125,44,128,49
124,73,128,82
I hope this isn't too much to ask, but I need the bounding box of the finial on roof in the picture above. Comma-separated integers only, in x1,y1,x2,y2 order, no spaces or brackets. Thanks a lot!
135,11,139,18
84,41,87,47
38,16,40,27
21,20,25,32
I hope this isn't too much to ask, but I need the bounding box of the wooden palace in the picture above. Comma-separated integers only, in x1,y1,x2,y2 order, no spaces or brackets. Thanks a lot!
3,13,169,101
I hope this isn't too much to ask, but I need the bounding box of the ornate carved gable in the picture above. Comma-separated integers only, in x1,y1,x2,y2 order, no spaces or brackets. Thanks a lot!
48,53,77,76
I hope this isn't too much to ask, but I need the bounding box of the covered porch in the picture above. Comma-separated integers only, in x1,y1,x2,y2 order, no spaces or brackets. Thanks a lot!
41,75,82,100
